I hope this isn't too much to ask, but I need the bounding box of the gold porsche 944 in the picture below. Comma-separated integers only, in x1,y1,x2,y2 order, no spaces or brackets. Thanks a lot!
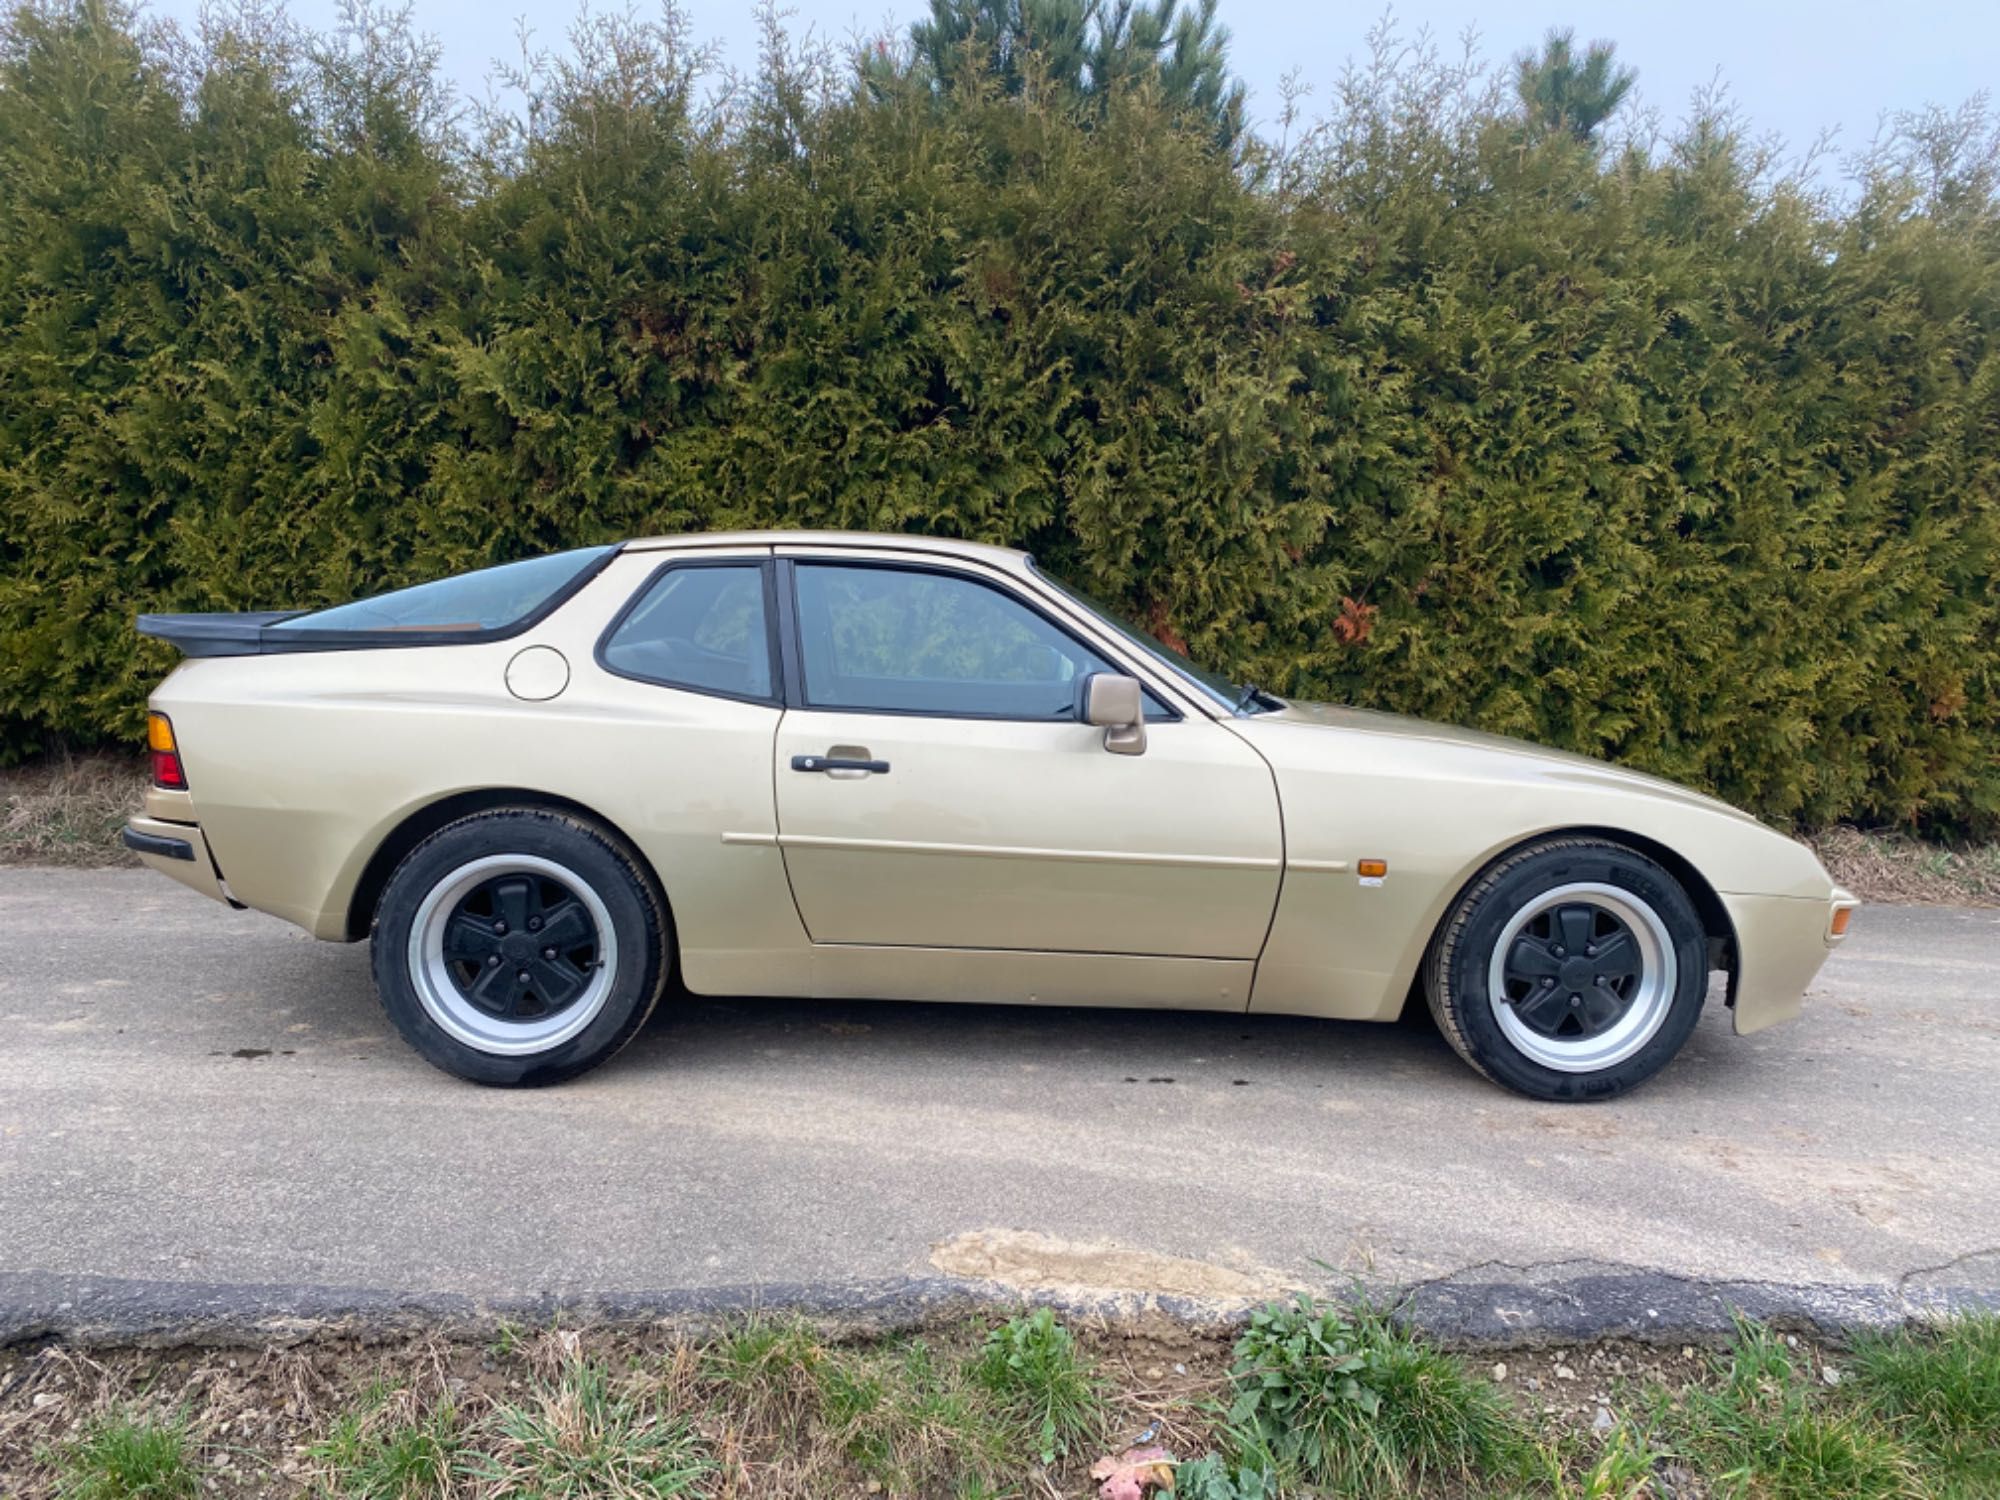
128,531,1856,1099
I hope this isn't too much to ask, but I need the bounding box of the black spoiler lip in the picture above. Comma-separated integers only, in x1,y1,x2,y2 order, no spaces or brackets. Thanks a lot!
135,611,305,657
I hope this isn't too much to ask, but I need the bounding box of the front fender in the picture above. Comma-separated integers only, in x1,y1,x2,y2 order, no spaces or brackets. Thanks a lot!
1234,714,1838,1024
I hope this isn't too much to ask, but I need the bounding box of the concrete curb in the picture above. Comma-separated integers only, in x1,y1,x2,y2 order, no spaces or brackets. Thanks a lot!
5,1261,1996,1350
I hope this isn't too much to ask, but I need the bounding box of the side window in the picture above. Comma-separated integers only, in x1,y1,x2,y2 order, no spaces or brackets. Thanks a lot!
600,564,774,701
793,563,1162,719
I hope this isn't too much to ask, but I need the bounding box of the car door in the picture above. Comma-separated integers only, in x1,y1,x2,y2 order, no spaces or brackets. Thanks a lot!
771,552,1284,959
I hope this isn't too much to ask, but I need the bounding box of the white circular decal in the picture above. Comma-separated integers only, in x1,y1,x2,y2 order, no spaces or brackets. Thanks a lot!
504,645,570,701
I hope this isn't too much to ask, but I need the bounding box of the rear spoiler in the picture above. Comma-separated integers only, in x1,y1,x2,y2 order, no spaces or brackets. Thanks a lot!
136,612,305,657
137,610,556,657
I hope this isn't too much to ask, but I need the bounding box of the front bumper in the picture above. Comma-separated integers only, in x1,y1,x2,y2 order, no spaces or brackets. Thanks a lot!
124,815,227,905
1722,886,1858,1035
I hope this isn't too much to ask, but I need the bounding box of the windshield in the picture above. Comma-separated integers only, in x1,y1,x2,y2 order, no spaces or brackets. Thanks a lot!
272,546,616,634
1033,565,1273,713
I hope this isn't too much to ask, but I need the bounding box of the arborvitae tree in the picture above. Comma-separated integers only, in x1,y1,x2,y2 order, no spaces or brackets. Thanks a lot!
1515,26,1636,140
1,2,1995,834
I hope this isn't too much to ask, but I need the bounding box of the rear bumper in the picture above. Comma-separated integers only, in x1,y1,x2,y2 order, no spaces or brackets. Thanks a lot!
1723,887,1857,1035
124,815,227,905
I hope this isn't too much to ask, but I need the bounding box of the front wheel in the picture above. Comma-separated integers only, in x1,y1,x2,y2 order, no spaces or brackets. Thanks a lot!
1423,838,1708,1100
370,809,670,1086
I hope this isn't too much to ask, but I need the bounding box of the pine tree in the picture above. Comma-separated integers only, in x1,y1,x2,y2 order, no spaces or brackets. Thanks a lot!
1515,27,1636,140
909,0,1243,142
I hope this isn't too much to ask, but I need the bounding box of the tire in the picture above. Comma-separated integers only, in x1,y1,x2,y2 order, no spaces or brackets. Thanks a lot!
1423,837,1708,1101
369,808,670,1086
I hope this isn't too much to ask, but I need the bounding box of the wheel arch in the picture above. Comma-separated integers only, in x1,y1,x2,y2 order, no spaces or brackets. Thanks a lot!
343,788,676,948
1409,824,1740,1014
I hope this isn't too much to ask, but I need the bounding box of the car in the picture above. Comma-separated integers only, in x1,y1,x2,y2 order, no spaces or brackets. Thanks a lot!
127,531,1856,1098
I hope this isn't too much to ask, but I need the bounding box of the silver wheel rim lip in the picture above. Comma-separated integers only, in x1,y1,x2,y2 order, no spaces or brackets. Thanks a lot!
407,854,618,1057
1486,881,1677,1074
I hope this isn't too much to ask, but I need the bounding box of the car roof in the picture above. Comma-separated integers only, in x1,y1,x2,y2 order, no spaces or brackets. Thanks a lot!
623,529,1031,571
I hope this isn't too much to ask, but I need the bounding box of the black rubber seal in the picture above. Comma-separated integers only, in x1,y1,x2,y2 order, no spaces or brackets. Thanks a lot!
122,825,195,862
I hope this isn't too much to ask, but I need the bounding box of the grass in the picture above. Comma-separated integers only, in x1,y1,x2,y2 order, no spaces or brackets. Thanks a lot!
306,1380,464,1498
1632,1315,2000,1500
1808,825,2000,907
9,1309,2000,1498
470,1355,711,1498
44,1410,197,1500
1639,1320,1921,1499
1845,1313,2000,1496
0,753,144,867
700,1314,1032,1496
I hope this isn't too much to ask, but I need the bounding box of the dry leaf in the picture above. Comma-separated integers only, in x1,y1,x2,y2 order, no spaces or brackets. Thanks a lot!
1090,1444,1177,1499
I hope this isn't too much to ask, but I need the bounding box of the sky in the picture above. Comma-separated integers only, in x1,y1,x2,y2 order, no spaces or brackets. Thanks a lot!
145,0,1997,166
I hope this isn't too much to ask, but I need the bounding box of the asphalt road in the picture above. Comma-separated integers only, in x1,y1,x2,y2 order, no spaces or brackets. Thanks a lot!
2,869,1997,1337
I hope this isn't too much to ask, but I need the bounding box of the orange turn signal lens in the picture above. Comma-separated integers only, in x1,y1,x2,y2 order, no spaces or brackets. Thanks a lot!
1357,858,1389,878
147,712,187,789
1830,906,1854,937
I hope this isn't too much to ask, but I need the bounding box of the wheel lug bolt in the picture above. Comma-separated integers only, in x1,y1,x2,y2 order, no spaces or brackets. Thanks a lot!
493,920,508,935
1585,944,1596,957
528,916,543,932
1542,977,1556,988
542,946,556,961
517,970,532,985
487,955,501,968
1551,945,1565,958
1570,995,1581,1007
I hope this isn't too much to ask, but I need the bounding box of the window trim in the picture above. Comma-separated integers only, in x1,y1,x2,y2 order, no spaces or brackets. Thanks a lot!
258,545,623,653
1028,562,1255,715
779,556,1182,724
593,557,785,707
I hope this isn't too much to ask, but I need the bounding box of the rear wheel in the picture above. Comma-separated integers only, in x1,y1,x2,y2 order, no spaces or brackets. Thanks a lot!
1423,838,1708,1100
371,809,669,1085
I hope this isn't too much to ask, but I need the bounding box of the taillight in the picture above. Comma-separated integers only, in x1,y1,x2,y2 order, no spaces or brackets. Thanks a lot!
148,712,188,789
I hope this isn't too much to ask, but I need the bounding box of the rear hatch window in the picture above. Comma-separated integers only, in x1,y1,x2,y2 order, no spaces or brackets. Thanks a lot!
272,546,617,636
137,545,620,658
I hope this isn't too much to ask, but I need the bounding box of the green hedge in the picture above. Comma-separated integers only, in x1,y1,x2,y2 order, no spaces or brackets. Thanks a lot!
1,2,1995,833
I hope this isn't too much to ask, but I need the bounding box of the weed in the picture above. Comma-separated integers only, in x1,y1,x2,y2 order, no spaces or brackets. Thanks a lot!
46,1410,198,1500
1173,1452,1278,1499
973,1307,1105,1465
1223,1296,1518,1495
488,1322,526,1363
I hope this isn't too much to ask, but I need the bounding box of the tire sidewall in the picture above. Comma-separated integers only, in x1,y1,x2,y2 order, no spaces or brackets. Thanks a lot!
371,812,665,1086
1448,845,1708,1101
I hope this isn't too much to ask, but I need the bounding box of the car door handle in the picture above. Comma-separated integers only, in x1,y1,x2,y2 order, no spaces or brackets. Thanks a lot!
791,754,890,775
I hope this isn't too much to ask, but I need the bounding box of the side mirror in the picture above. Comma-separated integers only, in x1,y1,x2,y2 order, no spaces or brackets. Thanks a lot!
1076,672,1147,756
